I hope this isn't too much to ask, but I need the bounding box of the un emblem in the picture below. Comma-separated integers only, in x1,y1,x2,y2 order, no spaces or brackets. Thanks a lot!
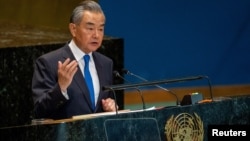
165,112,204,141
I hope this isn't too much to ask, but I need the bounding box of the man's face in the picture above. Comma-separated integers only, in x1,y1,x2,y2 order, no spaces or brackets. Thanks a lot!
70,11,105,53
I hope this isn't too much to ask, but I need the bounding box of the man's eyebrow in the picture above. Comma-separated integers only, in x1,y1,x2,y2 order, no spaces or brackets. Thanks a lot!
101,23,105,27
86,22,105,27
86,22,95,26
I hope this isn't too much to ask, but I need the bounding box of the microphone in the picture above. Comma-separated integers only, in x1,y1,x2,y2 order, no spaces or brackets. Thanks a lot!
106,82,118,115
122,69,213,104
201,75,213,101
113,70,146,110
122,69,181,106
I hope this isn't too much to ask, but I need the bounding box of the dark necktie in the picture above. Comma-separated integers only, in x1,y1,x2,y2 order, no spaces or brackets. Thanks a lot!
83,55,95,110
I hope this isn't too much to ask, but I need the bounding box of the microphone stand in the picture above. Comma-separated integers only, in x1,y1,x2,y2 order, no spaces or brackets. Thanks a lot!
103,75,204,91
113,71,146,110
122,69,180,106
202,76,213,101
109,88,118,115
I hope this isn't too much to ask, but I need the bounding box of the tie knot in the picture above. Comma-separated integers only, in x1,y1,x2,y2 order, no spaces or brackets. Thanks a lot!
84,55,90,63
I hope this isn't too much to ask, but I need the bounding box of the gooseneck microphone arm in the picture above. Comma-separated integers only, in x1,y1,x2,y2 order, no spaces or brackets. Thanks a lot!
122,69,213,101
109,88,118,115
202,75,213,100
113,71,146,110
103,75,204,90
122,69,180,106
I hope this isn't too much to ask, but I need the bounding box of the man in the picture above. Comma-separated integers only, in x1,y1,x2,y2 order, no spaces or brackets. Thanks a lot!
32,0,117,119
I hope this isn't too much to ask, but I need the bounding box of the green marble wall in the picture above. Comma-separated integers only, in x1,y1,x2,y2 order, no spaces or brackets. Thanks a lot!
0,38,124,128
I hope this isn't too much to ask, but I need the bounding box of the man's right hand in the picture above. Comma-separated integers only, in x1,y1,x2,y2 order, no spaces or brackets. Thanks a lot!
58,58,78,92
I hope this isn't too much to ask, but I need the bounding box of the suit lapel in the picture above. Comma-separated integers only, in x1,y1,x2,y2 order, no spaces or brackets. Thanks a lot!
62,45,93,110
92,52,105,111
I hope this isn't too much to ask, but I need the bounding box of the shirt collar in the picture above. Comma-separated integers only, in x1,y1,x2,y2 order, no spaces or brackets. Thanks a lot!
69,40,93,61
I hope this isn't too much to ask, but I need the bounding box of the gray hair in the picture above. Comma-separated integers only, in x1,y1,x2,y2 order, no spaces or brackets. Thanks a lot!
70,0,105,24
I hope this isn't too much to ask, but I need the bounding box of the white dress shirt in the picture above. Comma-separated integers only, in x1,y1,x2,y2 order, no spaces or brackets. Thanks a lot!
63,40,100,106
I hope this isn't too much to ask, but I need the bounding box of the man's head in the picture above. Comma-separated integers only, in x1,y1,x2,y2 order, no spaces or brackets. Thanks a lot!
69,0,105,53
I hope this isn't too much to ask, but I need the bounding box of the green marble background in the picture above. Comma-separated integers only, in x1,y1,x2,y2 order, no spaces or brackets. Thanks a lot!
0,38,124,128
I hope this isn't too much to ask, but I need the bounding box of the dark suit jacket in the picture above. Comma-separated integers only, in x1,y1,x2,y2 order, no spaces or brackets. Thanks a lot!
32,43,114,119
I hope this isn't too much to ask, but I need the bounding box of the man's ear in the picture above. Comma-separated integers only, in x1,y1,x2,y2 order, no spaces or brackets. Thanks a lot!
69,23,76,37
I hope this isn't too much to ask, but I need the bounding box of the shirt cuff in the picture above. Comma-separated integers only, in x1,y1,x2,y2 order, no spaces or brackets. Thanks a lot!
61,90,69,100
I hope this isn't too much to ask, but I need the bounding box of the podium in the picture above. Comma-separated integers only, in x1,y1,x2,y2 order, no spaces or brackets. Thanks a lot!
1,95,250,141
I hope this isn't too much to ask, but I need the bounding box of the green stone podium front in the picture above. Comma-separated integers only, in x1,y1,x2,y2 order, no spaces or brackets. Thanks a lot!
0,95,249,141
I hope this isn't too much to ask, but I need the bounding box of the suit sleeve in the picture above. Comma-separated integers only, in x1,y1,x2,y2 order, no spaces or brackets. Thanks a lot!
32,56,67,119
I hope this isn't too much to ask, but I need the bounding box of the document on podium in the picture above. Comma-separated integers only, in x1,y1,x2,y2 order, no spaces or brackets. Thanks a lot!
72,110,130,120
72,106,156,120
